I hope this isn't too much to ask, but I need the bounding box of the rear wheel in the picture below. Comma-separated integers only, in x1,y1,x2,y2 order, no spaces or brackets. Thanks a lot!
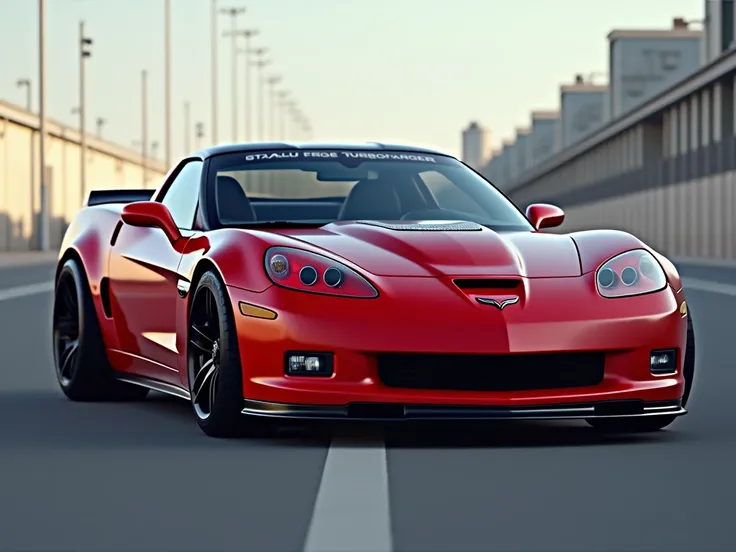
586,309,695,433
53,258,149,402
187,270,264,438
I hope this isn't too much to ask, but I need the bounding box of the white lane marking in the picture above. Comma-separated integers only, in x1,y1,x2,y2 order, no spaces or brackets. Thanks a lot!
682,277,736,297
0,281,54,302
304,436,392,552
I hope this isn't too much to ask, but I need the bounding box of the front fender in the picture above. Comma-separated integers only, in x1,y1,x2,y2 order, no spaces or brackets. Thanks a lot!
570,229,647,274
650,250,683,292
178,229,274,293
570,229,682,290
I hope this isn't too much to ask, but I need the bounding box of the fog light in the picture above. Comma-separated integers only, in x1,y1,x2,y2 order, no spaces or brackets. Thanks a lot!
650,349,677,375
286,352,333,376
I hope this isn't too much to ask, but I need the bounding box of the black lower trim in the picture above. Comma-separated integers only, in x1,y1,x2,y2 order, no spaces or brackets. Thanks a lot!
115,374,191,400
241,398,685,421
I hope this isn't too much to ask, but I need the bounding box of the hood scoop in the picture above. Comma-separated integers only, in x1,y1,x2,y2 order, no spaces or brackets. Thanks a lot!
355,220,484,232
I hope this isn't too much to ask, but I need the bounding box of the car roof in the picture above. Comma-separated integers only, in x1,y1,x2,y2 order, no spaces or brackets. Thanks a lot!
195,141,453,160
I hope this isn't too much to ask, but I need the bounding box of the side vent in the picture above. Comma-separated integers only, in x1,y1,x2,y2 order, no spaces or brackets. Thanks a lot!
110,221,123,246
453,279,520,290
100,277,112,318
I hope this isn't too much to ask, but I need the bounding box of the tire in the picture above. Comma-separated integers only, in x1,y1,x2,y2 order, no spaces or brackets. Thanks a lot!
186,270,264,438
586,309,695,434
53,257,150,402
681,309,695,407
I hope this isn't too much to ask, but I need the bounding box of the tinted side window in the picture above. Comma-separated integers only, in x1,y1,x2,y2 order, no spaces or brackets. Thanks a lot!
161,161,202,229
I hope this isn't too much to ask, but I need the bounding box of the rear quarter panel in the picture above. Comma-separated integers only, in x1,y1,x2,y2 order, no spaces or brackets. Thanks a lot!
58,205,124,350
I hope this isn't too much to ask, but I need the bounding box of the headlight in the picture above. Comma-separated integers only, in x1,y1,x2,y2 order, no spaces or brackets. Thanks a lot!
264,246,379,298
595,249,667,298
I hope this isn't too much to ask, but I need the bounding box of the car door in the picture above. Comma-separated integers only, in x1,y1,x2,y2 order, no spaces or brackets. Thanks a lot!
108,159,203,382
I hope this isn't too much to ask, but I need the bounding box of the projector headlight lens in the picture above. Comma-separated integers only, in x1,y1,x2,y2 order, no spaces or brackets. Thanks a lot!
596,250,667,298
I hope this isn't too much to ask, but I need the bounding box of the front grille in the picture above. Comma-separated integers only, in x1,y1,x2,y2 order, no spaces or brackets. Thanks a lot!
377,352,605,392
453,278,520,290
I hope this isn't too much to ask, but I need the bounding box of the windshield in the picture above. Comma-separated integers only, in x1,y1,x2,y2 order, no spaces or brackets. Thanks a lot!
208,149,533,231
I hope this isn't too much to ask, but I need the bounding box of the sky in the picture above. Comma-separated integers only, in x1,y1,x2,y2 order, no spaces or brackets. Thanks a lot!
0,0,703,161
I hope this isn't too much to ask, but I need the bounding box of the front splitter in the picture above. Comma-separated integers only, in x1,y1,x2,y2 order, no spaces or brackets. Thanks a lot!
241,398,685,421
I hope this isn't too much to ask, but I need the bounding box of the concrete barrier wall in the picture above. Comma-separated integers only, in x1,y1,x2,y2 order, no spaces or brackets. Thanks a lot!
0,100,168,251
504,48,736,263
549,171,736,260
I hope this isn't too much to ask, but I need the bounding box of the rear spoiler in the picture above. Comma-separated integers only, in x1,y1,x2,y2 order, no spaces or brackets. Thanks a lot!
85,189,154,207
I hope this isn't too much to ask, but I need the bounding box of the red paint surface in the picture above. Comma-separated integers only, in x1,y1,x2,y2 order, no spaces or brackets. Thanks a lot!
59,202,688,406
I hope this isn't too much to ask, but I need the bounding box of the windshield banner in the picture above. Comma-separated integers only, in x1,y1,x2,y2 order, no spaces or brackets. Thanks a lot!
243,150,446,163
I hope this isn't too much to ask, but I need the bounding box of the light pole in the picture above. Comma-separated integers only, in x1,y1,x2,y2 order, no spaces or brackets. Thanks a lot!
79,21,92,205
276,90,289,141
251,47,269,141
291,105,310,141
16,79,31,111
96,117,106,137
195,122,204,149
288,103,301,141
293,107,309,141
221,7,246,142
141,69,149,186
184,101,191,153
236,29,258,142
281,98,294,140
266,75,281,141
17,78,35,248
211,0,218,144
38,0,49,251
164,0,172,166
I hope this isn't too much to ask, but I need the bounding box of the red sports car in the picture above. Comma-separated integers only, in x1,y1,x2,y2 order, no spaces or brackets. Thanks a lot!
52,143,695,438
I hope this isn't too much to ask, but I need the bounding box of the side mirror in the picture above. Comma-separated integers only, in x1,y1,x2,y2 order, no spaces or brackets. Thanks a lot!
121,201,181,243
525,203,565,231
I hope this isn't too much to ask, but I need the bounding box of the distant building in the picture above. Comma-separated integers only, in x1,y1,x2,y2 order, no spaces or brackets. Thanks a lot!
505,141,518,181
560,74,608,149
484,148,502,182
461,121,491,170
608,18,702,119
703,1,735,64
526,110,559,168
512,128,530,176
495,140,514,189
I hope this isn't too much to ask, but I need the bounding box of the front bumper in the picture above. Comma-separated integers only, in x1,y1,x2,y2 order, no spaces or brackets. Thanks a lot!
242,398,686,421
228,273,689,412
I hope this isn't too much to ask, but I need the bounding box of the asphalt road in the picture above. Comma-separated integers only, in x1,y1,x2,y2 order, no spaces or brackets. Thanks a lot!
0,261,735,551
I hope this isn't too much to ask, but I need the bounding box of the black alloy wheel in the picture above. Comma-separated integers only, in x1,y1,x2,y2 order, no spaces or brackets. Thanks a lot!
188,285,222,421
187,270,264,437
53,257,149,402
54,268,82,388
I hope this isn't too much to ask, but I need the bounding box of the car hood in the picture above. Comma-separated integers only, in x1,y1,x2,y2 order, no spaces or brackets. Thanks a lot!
272,221,582,278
